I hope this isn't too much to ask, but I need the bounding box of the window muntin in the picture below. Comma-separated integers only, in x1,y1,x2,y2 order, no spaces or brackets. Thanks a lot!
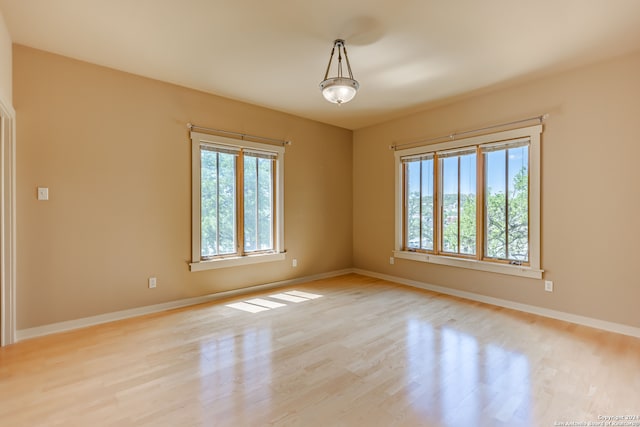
191,132,285,270
394,125,542,278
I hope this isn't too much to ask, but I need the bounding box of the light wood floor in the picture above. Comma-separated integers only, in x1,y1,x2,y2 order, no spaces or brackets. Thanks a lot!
1,274,639,426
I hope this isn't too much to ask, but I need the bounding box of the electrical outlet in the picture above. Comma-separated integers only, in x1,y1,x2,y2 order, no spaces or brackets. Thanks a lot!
545,280,553,292
389,257,395,265
292,259,297,268
148,277,157,289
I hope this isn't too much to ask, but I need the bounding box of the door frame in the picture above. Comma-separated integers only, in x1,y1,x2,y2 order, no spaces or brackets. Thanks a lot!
0,96,16,346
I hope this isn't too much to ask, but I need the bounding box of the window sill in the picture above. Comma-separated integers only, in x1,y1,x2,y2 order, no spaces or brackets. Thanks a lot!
190,252,286,272
393,250,543,279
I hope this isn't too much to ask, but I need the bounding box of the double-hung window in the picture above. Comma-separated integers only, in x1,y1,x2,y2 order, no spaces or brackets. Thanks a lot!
190,132,285,271
394,125,542,278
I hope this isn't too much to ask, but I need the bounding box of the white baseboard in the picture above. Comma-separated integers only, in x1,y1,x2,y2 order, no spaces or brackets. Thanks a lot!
16,268,353,342
16,267,640,342
352,268,640,339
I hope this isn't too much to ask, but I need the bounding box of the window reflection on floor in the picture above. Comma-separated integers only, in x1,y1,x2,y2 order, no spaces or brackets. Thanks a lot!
198,332,236,407
199,327,273,421
440,326,480,425
201,290,323,421
407,318,532,426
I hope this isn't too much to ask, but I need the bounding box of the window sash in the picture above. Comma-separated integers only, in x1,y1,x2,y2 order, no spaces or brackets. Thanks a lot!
439,151,477,257
403,157,435,252
200,149,237,259
482,142,530,264
243,155,275,254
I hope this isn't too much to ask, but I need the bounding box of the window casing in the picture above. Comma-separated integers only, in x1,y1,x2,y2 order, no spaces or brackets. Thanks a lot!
190,132,285,271
394,125,542,279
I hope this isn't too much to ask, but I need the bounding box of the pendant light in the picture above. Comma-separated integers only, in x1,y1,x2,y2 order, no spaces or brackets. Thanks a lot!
319,39,359,104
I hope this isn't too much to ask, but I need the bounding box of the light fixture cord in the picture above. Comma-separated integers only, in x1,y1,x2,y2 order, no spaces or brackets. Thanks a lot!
337,44,343,78
323,45,336,81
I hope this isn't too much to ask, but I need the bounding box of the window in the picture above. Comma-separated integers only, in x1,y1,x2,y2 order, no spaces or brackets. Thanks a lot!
394,125,542,278
190,132,285,271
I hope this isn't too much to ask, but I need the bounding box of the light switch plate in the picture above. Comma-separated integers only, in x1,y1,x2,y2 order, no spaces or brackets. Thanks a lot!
37,187,49,201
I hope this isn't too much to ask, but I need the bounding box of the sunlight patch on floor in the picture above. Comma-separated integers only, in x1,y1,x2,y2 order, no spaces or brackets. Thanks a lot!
269,293,308,303
225,290,323,313
246,298,287,309
285,290,323,299
225,302,270,313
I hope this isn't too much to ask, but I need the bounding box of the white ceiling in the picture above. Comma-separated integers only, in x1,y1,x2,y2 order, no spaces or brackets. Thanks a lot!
3,0,640,130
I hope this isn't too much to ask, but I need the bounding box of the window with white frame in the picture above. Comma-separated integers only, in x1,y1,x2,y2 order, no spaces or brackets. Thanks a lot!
394,125,542,279
190,132,285,271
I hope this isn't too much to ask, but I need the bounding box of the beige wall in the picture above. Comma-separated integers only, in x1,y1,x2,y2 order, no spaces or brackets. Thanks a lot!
354,51,640,328
14,45,353,329
13,42,640,332
0,9,11,104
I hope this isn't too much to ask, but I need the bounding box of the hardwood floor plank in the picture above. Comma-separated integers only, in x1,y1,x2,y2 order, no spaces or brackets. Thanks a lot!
1,274,639,426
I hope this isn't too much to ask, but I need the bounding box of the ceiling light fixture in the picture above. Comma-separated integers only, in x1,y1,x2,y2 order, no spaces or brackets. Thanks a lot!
320,39,359,105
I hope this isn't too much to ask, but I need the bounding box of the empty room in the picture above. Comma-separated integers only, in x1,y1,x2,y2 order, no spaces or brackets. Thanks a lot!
0,1,639,426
